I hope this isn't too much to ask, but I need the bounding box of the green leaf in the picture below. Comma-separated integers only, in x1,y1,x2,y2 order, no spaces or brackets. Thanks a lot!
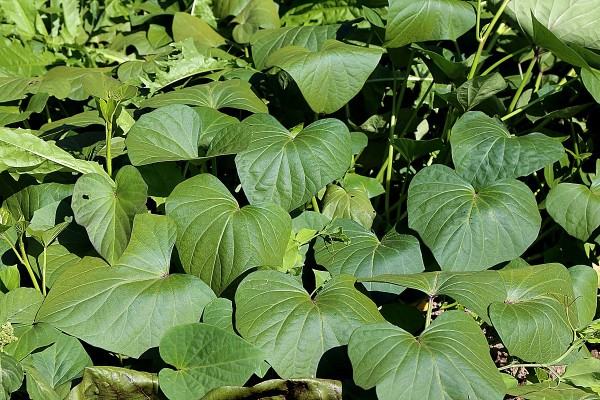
0,353,23,400
36,214,216,358
546,182,600,243
280,0,386,27
321,185,376,229
267,40,383,114
41,244,80,288
235,271,383,378
348,311,505,400
251,25,339,70
407,165,541,271
489,264,575,363
172,12,226,48
452,73,507,111
582,68,600,103
5,183,72,224
140,80,267,113
158,323,264,399
231,0,280,44
80,73,137,102
562,358,600,389
341,173,385,198
202,298,234,333
3,323,62,361
0,288,44,325
385,0,475,48
0,128,105,178
570,266,598,329
391,138,444,162
202,378,342,400
314,219,424,294
451,111,565,188
0,0,37,39
71,166,148,265
0,77,37,103
213,0,251,19
0,38,55,78
68,367,159,400
23,364,68,400
235,114,352,211
21,334,91,389
165,174,291,294
507,382,598,400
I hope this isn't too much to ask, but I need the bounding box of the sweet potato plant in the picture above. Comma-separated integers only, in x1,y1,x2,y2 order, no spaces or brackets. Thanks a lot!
1,0,600,399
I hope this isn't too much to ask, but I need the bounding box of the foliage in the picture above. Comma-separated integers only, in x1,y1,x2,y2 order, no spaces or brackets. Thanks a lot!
0,0,600,399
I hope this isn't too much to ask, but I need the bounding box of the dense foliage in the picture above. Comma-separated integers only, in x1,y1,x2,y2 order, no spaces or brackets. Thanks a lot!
1,0,600,399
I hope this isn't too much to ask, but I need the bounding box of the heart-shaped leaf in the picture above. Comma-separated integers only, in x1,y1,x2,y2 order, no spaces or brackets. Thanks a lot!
451,111,565,188
546,179,600,243
140,80,268,113
385,0,475,48
321,185,376,229
314,219,424,294
267,40,383,114
235,114,352,211
72,166,148,264
159,323,264,399
489,264,576,363
165,174,291,294
348,311,505,400
408,164,541,271
36,214,216,357
251,25,339,70
235,271,383,378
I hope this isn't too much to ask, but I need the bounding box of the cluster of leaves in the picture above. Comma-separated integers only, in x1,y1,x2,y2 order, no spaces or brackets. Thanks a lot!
1,0,600,399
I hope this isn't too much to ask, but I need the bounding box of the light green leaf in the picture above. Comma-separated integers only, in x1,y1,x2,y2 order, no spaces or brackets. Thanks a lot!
3,323,62,361
140,80,267,113
0,266,19,293
251,25,339,70
68,367,159,400
0,77,37,103
314,219,424,294
0,128,105,178
0,38,55,78
71,166,148,264
348,311,505,400
202,298,234,333
213,0,251,18
408,164,541,271
570,266,598,329
23,364,68,400
453,73,507,111
40,244,80,288
172,12,226,48
165,174,291,294
507,382,598,400
0,353,23,400
546,182,600,243
341,173,385,198
159,323,264,399
582,68,600,103
280,0,385,27
232,0,280,44
267,40,383,114
36,214,216,358
235,114,352,211
489,264,575,363
562,358,600,389
0,0,37,39
321,185,376,229
451,111,565,189
194,107,239,147
235,271,383,378
0,288,44,325
80,73,137,102
385,0,475,48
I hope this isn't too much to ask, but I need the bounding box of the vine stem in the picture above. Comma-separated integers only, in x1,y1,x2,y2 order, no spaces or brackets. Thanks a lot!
507,49,538,114
468,0,512,79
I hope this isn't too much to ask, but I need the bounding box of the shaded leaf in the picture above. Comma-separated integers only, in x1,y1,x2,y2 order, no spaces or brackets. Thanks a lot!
68,367,159,400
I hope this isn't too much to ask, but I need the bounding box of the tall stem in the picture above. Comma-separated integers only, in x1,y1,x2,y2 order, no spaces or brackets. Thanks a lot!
105,118,113,177
18,235,41,292
507,49,538,113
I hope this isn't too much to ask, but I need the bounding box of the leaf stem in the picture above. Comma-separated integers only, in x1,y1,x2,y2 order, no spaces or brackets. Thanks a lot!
468,0,512,79
18,235,41,292
105,118,113,177
425,296,434,328
42,246,47,296
311,196,320,213
498,339,583,373
481,47,529,76
501,78,575,122
507,48,538,114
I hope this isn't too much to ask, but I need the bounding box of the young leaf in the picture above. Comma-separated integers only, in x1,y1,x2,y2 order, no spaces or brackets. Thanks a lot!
202,298,234,333
72,166,148,265
321,185,376,229
235,114,352,211
36,214,216,358
235,271,383,378
348,311,505,400
408,165,541,271
451,111,565,189
165,174,291,294
385,0,475,48
159,323,264,399
314,219,424,294
266,40,383,114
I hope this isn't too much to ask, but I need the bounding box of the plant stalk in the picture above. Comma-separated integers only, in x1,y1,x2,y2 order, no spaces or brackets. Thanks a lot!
18,235,41,292
507,49,538,113
425,296,434,328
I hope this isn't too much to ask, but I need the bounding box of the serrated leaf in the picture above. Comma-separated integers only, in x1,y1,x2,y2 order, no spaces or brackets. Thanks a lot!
172,12,226,48
36,214,216,358
251,25,339,70
314,219,424,294
235,271,383,378
321,185,376,229
385,0,475,48
159,323,264,399
408,164,541,271
71,166,148,264
235,114,352,211
165,174,291,294
267,40,383,114
348,311,505,400
451,111,565,188
140,80,267,113
546,182,600,243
